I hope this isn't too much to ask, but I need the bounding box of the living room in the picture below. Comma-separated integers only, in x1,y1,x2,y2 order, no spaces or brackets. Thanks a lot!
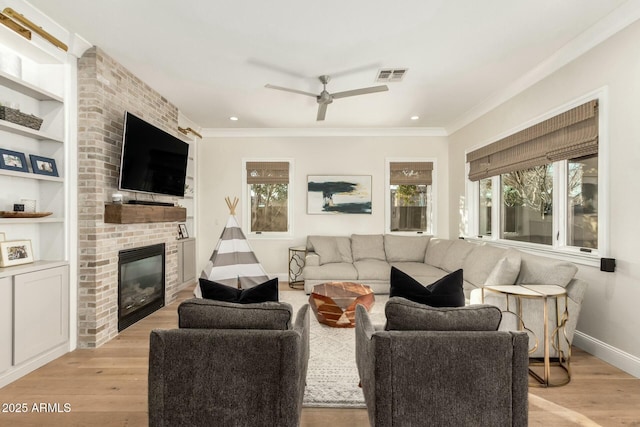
0,0,639,425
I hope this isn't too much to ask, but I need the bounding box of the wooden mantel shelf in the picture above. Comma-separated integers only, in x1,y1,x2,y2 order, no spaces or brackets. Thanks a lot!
104,204,186,224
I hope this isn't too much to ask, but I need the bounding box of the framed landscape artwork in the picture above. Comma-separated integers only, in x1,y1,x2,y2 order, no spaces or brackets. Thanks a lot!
307,175,372,214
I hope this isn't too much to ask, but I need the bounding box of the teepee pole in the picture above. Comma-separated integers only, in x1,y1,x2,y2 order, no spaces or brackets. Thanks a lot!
225,196,239,215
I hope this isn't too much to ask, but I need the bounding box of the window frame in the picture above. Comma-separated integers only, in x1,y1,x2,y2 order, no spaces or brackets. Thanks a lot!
242,158,294,239
385,157,437,236
464,90,609,267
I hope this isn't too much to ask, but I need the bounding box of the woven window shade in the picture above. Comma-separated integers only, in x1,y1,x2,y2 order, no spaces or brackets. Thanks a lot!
467,100,598,181
390,162,433,185
246,161,289,184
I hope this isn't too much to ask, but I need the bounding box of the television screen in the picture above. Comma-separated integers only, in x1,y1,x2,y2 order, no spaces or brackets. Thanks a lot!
119,112,189,197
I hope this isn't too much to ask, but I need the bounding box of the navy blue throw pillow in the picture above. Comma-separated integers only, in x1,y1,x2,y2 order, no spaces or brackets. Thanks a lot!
389,267,464,307
199,277,279,304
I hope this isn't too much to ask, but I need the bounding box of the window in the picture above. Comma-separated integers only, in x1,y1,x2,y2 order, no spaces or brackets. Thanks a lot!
245,161,291,234
388,161,434,233
467,99,601,254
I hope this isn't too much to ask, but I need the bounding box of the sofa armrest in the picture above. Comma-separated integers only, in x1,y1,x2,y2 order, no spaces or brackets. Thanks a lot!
305,251,320,267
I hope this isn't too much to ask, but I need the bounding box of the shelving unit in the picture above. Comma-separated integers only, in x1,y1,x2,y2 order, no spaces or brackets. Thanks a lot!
0,17,73,387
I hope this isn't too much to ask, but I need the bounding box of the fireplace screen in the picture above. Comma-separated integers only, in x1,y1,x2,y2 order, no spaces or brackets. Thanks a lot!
118,243,165,331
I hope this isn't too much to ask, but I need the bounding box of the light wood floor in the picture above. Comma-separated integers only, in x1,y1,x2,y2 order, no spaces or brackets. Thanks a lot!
1,287,639,426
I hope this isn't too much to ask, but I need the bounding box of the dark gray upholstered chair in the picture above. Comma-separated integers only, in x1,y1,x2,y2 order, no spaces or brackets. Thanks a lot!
355,298,529,427
148,298,310,427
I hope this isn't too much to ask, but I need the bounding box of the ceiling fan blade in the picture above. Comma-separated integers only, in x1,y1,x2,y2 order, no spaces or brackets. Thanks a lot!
316,103,328,121
331,85,388,99
264,84,317,98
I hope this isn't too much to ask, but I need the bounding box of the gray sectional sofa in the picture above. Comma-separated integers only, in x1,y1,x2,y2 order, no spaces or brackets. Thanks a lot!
303,234,588,358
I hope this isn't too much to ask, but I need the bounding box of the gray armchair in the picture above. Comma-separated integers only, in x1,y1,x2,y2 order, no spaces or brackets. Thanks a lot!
148,299,310,427
355,299,529,427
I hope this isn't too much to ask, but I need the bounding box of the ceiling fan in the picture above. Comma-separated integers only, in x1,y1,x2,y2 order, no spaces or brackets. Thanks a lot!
265,75,389,121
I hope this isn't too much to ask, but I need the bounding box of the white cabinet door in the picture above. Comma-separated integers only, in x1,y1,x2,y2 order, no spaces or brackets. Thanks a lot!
0,277,11,373
182,239,196,283
14,266,69,365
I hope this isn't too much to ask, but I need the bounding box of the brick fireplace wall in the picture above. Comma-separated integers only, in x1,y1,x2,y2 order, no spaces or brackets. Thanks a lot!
77,47,184,348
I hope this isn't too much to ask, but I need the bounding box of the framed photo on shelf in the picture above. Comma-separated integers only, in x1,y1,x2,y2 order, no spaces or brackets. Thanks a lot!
29,155,59,177
178,223,189,239
0,239,34,267
0,148,29,173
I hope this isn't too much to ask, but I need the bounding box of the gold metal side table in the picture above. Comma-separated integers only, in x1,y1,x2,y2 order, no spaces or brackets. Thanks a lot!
288,246,307,289
482,284,571,387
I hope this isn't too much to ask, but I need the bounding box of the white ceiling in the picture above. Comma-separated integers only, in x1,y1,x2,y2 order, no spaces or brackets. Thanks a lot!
26,0,637,131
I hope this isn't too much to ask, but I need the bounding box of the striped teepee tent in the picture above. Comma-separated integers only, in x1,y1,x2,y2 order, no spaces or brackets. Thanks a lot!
195,197,270,298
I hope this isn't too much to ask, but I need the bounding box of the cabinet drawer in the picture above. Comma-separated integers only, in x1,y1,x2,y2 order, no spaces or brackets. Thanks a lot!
14,266,69,365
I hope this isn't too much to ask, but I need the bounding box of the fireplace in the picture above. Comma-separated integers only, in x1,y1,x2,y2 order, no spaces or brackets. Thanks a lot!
118,243,165,331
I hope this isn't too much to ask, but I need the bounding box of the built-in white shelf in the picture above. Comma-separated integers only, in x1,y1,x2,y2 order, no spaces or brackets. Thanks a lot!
0,217,63,224
0,70,63,101
0,169,63,182
0,118,63,141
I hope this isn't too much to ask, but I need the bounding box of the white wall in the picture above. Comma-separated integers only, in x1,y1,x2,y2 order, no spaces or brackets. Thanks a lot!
197,135,449,278
448,20,640,374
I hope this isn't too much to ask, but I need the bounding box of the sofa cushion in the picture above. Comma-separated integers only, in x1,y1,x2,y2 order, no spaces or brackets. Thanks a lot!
354,259,391,280
485,249,522,286
178,298,292,330
462,244,507,286
385,297,502,331
441,240,477,272
307,236,353,265
390,267,465,308
383,234,431,262
351,234,386,261
199,277,279,304
516,252,577,287
424,238,454,268
302,262,358,280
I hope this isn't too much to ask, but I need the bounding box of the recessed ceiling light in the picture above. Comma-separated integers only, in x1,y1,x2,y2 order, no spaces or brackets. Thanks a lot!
229,116,239,121
410,115,420,120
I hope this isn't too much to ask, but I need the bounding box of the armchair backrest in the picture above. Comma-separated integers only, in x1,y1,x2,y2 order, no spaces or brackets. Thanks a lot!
149,304,310,427
355,304,528,427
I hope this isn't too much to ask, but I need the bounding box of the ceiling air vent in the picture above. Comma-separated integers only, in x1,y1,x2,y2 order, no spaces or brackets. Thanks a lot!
376,68,408,82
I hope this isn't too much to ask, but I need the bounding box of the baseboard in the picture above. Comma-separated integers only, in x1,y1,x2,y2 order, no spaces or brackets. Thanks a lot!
573,331,640,378
0,343,70,388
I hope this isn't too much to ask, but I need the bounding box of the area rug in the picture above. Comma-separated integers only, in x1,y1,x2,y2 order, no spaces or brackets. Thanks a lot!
280,290,388,408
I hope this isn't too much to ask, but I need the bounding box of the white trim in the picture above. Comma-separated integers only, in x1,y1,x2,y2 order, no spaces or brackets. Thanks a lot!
203,127,447,138
573,331,640,379
242,157,294,239
446,2,640,134
384,157,437,236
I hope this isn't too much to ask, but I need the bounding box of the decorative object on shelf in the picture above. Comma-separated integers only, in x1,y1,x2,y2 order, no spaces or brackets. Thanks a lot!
0,105,43,130
0,232,5,241
178,126,202,139
2,8,68,52
13,203,24,211
307,175,372,214
0,148,28,172
178,223,189,239
111,193,123,204
0,211,51,218
184,183,194,197
0,239,34,267
20,198,36,212
29,154,58,176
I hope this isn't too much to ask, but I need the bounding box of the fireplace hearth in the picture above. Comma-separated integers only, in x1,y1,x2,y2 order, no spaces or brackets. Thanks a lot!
118,243,165,331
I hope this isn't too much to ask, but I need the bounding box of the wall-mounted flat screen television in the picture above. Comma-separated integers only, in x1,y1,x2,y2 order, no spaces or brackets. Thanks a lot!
119,112,189,197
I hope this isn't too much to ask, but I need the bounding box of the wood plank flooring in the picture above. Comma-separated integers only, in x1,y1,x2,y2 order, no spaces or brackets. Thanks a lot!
0,286,638,426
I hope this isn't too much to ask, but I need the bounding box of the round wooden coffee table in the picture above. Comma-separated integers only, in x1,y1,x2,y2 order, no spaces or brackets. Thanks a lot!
308,282,375,328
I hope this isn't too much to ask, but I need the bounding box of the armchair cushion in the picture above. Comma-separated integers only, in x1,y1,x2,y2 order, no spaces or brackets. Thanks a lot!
178,298,293,330
389,267,465,308
385,297,502,331
199,277,278,304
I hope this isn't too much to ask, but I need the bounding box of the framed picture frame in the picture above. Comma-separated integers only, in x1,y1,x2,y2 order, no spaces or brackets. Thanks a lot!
178,223,189,239
0,148,29,173
0,240,34,267
307,175,372,214
29,154,59,177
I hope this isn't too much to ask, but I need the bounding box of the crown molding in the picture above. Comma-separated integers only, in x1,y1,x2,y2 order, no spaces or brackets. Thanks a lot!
446,0,640,135
202,127,448,138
